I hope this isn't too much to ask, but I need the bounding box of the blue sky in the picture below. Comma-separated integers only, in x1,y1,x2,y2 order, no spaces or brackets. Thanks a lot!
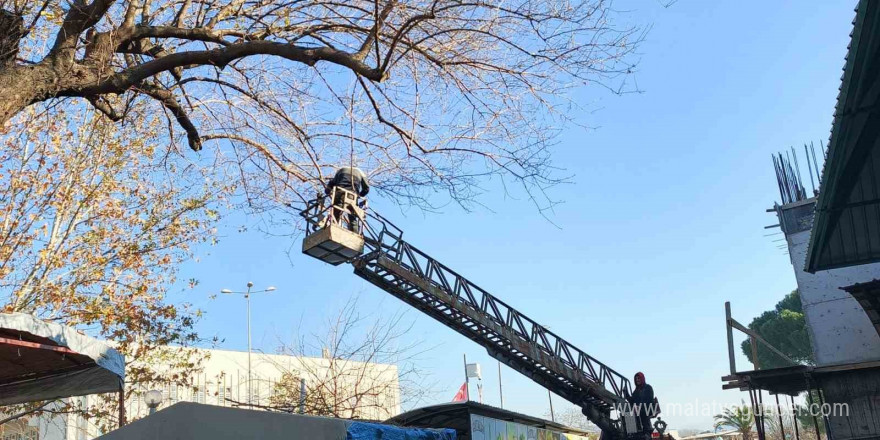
172,0,855,430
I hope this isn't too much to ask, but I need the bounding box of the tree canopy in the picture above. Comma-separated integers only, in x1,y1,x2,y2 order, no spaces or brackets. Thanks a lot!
0,0,642,212
0,103,218,431
741,289,814,369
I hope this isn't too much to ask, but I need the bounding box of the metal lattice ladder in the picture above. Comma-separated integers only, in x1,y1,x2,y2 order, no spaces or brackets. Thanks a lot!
301,197,636,438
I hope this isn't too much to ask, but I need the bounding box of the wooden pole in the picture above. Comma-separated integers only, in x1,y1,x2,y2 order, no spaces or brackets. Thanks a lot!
463,354,469,402
750,337,761,370
118,387,126,427
806,389,821,440
817,389,830,440
758,388,767,440
775,394,785,440
498,361,504,409
747,388,763,440
725,302,736,374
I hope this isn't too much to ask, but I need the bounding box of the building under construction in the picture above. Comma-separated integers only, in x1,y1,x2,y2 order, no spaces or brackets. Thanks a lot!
722,1,880,439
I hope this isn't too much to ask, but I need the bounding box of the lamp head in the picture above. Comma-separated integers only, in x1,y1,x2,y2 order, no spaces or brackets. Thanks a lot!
220,289,233,294
145,389,163,409
266,286,276,292
247,281,254,288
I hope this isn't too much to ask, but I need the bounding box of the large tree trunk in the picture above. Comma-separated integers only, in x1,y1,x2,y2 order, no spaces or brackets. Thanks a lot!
0,75,35,125
0,66,57,126
0,10,22,65
0,11,35,125
0,10,86,126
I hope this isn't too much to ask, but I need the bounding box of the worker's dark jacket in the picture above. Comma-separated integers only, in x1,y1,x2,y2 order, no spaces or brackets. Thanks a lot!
627,384,655,431
327,167,370,197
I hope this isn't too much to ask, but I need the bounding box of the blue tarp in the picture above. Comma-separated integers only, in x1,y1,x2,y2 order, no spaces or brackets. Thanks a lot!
346,422,457,440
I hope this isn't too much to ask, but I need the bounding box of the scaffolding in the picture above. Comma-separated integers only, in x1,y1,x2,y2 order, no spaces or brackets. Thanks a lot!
722,302,829,440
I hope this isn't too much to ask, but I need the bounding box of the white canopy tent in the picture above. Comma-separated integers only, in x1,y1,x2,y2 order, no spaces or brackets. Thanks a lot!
0,312,124,405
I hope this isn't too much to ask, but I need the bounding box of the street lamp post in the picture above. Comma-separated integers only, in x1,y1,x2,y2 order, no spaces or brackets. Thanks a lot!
221,282,276,406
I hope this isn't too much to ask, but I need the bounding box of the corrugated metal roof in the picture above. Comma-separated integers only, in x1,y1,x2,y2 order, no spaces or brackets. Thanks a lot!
806,0,880,272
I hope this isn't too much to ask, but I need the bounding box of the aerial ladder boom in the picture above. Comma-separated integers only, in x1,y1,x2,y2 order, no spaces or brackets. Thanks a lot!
301,190,640,438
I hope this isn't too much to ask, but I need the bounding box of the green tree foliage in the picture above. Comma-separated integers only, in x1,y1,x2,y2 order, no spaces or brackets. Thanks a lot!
741,290,814,369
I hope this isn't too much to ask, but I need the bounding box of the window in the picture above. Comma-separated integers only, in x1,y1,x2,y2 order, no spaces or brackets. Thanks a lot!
219,386,232,406
191,384,205,404
183,384,193,402
3,425,40,440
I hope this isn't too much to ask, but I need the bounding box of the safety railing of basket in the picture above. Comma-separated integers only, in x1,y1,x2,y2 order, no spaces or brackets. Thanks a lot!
300,194,404,258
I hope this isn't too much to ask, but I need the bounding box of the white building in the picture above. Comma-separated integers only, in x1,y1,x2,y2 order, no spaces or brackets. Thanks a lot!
3,347,400,440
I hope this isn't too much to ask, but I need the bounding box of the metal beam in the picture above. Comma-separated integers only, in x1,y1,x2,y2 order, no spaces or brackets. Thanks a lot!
728,317,797,365
0,336,77,355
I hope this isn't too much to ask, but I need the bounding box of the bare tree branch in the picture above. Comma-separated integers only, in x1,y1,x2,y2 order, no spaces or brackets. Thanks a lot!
87,95,123,120
0,0,644,213
138,82,202,150
264,297,435,418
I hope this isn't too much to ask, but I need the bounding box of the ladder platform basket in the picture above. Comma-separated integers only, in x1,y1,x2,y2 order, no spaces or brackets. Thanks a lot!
302,223,365,265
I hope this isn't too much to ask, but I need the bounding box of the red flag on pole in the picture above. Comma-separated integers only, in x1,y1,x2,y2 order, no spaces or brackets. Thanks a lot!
452,382,468,402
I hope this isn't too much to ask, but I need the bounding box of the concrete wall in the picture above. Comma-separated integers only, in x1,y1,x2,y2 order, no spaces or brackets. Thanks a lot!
125,347,401,421
25,346,401,439
786,228,880,365
780,201,880,366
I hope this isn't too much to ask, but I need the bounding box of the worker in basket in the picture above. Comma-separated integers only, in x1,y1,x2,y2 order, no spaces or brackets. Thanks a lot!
626,372,659,438
325,166,370,230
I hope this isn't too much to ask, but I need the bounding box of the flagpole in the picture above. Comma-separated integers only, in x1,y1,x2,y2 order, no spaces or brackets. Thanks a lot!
498,361,504,409
463,353,469,402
